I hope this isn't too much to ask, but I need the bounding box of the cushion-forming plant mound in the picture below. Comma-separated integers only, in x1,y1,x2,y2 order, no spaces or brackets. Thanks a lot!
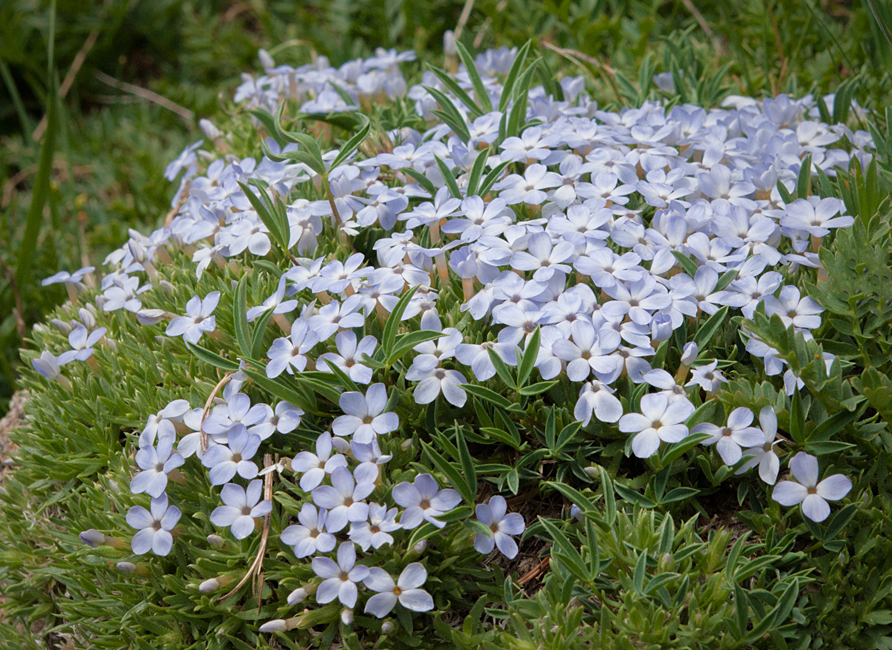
4,41,892,650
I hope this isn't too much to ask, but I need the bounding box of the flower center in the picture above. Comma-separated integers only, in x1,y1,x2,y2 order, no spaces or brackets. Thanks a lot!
419,498,431,509
232,453,242,463
393,587,402,595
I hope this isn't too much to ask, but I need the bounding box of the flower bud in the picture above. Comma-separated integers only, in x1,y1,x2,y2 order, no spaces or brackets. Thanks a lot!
583,466,598,477
78,307,96,329
116,562,136,573
381,621,395,634
136,309,167,326
443,30,456,56
79,529,105,547
659,552,674,572
330,435,350,454
51,319,72,334
198,578,220,593
287,587,307,605
650,313,673,344
258,49,275,69
400,438,414,452
569,505,583,522
259,619,287,633
207,534,226,549
199,119,223,141
413,540,428,554
160,280,176,295
340,608,354,625
680,342,699,366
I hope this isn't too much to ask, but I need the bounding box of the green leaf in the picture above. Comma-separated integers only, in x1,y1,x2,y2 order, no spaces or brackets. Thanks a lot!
555,421,583,452
659,431,712,468
421,441,474,506
407,522,440,551
382,285,420,357
538,517,590,584
797,153,812,199
499,41,532,112
237,181,288,251
330,114,371,170
434,154,462,199
402,168,438,195
233,275,251,358
516,327,540,387
734,583,750,640
660,487,700,504
16,73,56,290
486,347,517,390
518,380,558,396
599,467,616,526
185,342,240,371
477,159,511,197
790,389,805,443
250,308,274,360
455,426,477,501
463,385,512,410
545,481,599,515
316,357,360,393
428,65,483,118
425,85,472,142
804,440,856,455
824,504,857,541
632,552,648,594
715,269,738,292
387,330,445,366
615,482,657,508
693,306,729,349
456,40,493,112
466,147,490,197
671,251,699,276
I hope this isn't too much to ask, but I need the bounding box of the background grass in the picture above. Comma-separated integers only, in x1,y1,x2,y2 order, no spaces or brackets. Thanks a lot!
1,0,890,412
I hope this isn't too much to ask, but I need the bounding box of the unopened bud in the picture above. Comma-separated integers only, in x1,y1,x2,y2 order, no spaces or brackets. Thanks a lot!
341,608,354,625
570,505,583,522
413,540,428,554
207,534,226,549
116,562,136,573
136,309,167,326
78,307,96,329
198,578,220,593
199,118,222,141
160,280,176,295
79,529,105,547
330,435,350,454
259,619,287,633
659,552,674,572
381,621,395,634
862,491,871,508
51,319,72,334
287,587,307,605
583,466,598,477
258,49,275,69
681,342,699,366
443,30,456,56
400,438,414,452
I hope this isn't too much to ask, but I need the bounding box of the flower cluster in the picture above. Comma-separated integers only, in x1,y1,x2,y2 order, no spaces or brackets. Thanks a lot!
37,43,869,634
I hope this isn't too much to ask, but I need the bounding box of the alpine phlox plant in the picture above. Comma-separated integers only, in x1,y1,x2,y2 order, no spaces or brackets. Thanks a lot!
12,39,892,648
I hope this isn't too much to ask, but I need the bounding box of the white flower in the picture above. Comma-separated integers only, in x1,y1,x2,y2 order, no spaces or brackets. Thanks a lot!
210,480,271,539
693,407,764,466
363,563,434,618
201,424,261,485
281,503,337,557
574,380,623,425
392,473,461,529
474,495,525,559
266,320,319,378
31,351,62,380
130,436,184,498
312,466,375,533
736,406,782,484
166,291,220,344
58,326,106,364
291,432,348,491
685,360,727,393
332,384,399,444
126,493,181,556
406,366,467,407
618,393,695,458
772,452,852,522
312,542,369,609
349,503,400,550
317,331,376,384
